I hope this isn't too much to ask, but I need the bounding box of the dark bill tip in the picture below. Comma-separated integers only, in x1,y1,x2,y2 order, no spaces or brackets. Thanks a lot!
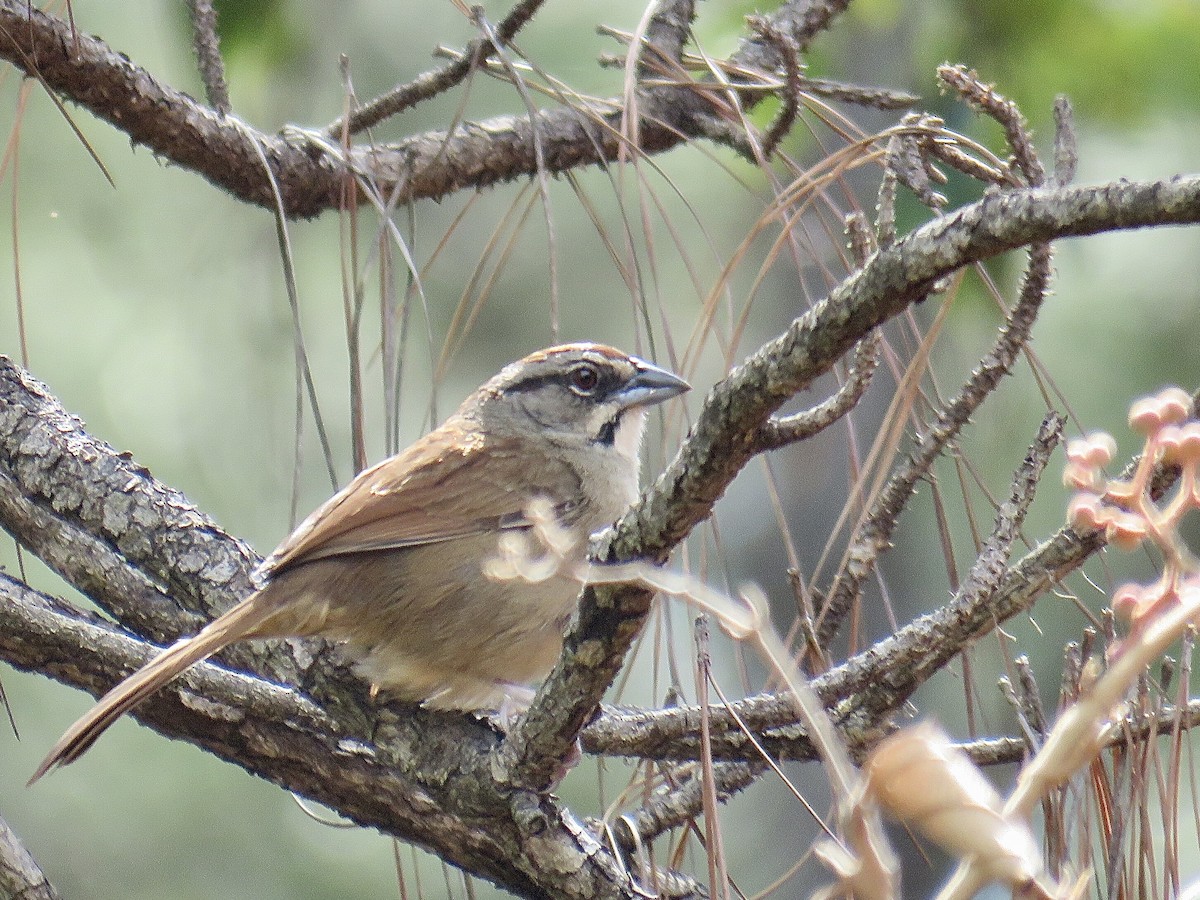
618,359,690,408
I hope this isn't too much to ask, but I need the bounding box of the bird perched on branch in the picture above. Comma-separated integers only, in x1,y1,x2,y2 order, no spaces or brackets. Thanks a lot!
33,343,688,781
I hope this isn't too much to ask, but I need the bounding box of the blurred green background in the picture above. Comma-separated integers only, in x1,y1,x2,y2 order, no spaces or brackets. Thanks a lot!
2,1,1199,898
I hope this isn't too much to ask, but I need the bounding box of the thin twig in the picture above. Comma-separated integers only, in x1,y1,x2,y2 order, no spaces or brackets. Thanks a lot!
954,410,1064,618
999,667,1043,750
746,15,801,158
1052,95,1078,187
885,114,949,208
845,210,875,266
1013,656,1049,738
599,44,917,111
607,761,760,851
326,0,547,137
755,332,879,450
924,128,1011,185
938,64,1045,187
185,0,230,114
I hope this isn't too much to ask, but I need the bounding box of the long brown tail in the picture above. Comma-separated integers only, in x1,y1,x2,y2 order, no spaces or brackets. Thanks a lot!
30,596,278,784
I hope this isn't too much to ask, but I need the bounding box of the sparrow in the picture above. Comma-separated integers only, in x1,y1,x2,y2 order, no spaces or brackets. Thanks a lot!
32,343,688,781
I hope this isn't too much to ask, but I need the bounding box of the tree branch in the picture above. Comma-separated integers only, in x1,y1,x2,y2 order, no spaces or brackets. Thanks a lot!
816,240,1054,645
327,0,548,137
581,523,1108,766
603,690,1200,851
0,0,857,218
0,570,673,899
0,356,291,681
185,0,230,114
0,813,60,900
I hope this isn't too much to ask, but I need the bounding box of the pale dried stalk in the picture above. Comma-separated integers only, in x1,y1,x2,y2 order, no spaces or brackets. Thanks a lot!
489,501,900,899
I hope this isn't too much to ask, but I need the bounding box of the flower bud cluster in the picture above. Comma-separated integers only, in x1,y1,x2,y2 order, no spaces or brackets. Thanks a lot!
1065,387,1199,630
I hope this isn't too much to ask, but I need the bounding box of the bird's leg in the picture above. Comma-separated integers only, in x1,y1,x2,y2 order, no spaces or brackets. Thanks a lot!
486,683,536,732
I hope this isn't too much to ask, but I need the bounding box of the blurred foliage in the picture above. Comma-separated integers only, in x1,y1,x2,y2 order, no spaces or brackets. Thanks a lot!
207,0,307,65
918,0,1200,125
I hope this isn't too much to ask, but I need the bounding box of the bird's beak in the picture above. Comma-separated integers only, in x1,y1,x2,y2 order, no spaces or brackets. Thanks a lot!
617,359,690,410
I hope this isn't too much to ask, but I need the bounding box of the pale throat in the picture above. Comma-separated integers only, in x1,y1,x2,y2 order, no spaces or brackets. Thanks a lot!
611,406,648,462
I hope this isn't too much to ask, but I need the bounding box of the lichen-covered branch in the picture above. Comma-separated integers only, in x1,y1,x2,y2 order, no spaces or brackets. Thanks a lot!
0,357,288,681
583,522,1106,766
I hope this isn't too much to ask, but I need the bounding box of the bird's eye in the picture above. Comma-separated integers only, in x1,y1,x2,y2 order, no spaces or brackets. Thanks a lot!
568,363,600,395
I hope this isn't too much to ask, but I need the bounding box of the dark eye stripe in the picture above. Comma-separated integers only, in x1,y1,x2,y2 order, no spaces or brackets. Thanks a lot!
506,363,619,396
504,372,561,394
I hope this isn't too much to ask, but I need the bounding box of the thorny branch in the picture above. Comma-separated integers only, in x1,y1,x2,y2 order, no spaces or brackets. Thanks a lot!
813,240,1055,647
602,693,1200,852
324,0,548,138
583,411,1066,783
0,0,910,219
581,388,1197,776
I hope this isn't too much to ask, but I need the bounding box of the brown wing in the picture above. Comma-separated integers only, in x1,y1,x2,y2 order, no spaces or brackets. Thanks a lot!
259,420,578,579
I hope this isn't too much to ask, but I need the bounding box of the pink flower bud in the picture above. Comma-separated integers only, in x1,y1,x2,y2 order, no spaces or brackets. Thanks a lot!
1082,432,1117,467
1162,422,1200,465
1155,387,1194,425
1129,399,1164,436
1106,512,1149,551
1130,387,1192,435
1104,479,1139,504
1112,583,1147,620
1063,461,1105,492
1067,494,1106,531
